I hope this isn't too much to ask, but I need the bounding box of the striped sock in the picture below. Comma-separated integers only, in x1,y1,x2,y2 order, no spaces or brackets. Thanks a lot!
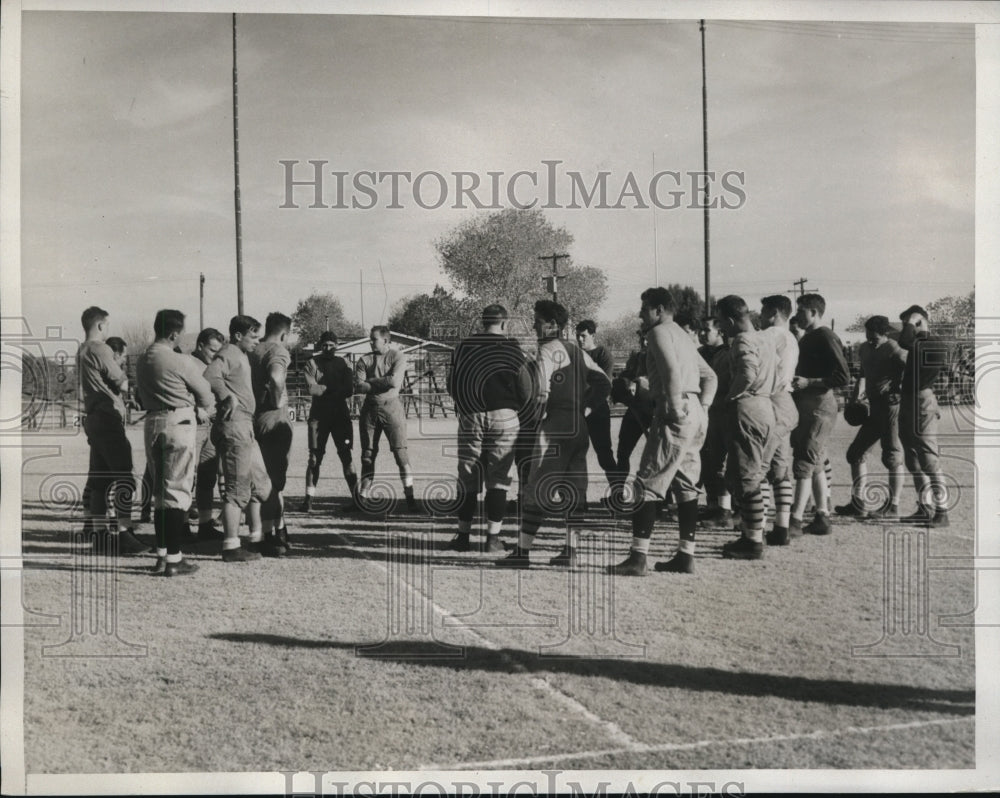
774,477,793,528
740,488,764,538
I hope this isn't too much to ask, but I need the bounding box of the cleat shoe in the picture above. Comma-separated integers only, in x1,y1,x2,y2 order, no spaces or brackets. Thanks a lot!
930,510,950,528
495,547,531,569
164,559,199,577
698,508,733,529
222,546,262,563
260,535,287,558
607,549,648,577
722,536,764,560
446,534,471,552
804,513,833,535
406,497,420,513
115,528,155,555
653,551,694,574
150,556,167,575
834,501,867,517
548,546,578,568
788,517,804,539
867,504,901,523
340,498,361,513
765,525,789,546
197,522,226,542
900,507,932,525
276,526,292,550
483,534,508,554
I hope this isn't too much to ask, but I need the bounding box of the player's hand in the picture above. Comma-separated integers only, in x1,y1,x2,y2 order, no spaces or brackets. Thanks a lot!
791,376,810,391
195,406,210,424
664,405,688,432
637,377,649,392
219,395,236,421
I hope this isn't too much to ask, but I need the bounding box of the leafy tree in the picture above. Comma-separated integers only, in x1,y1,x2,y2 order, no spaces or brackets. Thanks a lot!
118,319,154,357
291,292,365,349
434,207,607,320
927,291,974,335
388,285,480,342
595,313,644,359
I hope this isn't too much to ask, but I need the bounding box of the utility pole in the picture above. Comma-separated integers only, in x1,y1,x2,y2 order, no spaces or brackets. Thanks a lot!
538,253,569,303
359,269,365,330
232,13,245,315
793,277,808,297
199,273,205,331
700,19,711,317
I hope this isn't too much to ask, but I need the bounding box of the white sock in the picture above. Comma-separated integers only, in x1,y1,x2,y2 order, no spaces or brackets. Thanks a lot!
719,494,732,511
746,527,764,543
486,521,502,537
306,486,316,497
166,552,183,564
678,539,695,555
222,538,241,551
248,530,263,543
156,547,168,558
631,537,651,554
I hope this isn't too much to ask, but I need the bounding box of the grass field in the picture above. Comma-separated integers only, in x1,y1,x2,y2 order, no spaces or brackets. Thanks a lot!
16,411,977,776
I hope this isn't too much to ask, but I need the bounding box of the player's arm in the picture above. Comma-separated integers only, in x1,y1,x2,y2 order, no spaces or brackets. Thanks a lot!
203,349,235,419
368,351,407,392
726,334,760,401
696,352,717,409
823,332,851,389
184,361,216,412
647,326,684,419
100,346,127,393
582,349,612,411
303,358,326,397
265,356,288,407
353,355,372,394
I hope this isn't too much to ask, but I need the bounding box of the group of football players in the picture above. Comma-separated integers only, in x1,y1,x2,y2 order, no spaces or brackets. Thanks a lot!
75,286,951,577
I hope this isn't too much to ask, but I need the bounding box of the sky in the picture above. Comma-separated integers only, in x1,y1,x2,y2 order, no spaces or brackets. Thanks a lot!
18,10,976,345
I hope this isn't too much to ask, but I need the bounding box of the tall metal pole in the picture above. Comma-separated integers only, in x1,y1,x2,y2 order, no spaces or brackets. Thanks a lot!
700,19,711,317
360,269,365,330
232,13,245,315
199,272,205,331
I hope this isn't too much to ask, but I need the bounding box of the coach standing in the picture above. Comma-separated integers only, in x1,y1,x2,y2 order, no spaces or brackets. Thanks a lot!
354,326,417,512
135,310,215,576
205,315,271,562
303,331,357,512
788,294,850,537
897,305,950,527
447,304,532,553
77,306,149,554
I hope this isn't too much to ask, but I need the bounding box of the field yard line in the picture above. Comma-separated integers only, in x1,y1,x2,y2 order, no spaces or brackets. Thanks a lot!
424,716,974,770
336,529,640,750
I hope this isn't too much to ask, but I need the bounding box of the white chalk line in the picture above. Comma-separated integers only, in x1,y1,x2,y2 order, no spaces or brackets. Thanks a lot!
422,716,974,770
338,528,639,750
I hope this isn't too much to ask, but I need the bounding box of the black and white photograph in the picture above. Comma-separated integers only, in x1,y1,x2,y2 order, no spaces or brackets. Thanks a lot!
1,0,997,794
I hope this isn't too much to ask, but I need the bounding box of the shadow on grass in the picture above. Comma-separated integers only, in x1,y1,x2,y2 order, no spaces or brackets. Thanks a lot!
207,633,975,716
